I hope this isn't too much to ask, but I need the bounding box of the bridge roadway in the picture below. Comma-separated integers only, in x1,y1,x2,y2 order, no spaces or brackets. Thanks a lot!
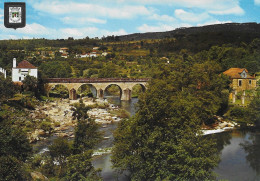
43,78,150,100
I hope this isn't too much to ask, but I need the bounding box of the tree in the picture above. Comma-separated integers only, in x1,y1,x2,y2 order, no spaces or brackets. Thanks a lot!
0,120,32,180
246,89,260,127
112,61,225,180
98,63,119,78
71,100,91,121
73,118,101,154
0,156,23,181
0,75,18,103
48,137,72,176
22,75,38,94
0,121,32,162
71,100,102,153
64,151,102,181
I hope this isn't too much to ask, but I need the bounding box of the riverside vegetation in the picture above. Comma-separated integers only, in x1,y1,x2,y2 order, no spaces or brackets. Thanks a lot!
0,27,260,180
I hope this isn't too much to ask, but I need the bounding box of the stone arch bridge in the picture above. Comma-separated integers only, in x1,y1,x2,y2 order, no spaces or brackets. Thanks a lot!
44,78,150,100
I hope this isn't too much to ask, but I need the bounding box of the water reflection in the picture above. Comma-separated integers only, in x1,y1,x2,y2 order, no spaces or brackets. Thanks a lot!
105,96,139,116
240,130,260,176
214,130,260,181
207,130,232,152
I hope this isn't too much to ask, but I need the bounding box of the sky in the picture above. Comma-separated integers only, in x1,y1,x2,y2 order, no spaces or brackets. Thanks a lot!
0,0,260,40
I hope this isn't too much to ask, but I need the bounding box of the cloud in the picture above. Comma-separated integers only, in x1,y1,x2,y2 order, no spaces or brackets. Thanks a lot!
31,1,151,19
103,0,244,15
137,24,177,33
197,20,232,26
174,9,210,23
0,21,127,39
100,29,128,37
209,6,244,15
0,23,51,36
148,14,175,22
59,28,127,38
61,17,107,25
19,23,51,35
0,8,3,22
60,27,98,38
254,0,260,5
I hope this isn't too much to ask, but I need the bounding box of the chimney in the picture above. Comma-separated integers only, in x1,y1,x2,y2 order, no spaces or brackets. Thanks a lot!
13,58,16,68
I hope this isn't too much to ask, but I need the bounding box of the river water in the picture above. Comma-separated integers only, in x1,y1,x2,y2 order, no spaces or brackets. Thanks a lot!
94,96,260,181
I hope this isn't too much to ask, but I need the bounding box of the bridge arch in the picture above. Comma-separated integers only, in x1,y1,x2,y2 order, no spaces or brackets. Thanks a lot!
131,83,146,98
49,84,69,98
77,84,97,98
104,84,123,98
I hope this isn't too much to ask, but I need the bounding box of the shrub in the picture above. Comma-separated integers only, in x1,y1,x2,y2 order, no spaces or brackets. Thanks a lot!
40,121,53,133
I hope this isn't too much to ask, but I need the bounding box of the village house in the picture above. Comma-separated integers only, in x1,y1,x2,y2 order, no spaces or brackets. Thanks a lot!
59,47,69,54
12,58,38,82
61,54,68,58
223,68,257,92
0,67,6,78
79,53,89,58
89,52,97,57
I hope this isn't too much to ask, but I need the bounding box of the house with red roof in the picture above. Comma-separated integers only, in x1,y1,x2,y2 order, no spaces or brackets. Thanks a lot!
12,58,38,82
223,68,257,92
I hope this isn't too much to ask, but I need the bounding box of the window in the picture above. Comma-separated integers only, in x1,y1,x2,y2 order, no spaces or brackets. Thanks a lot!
19,77,21,81
238,80,242,87
249,80,252,85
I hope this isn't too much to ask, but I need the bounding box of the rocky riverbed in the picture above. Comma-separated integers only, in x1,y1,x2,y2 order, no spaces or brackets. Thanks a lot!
27,97,123,143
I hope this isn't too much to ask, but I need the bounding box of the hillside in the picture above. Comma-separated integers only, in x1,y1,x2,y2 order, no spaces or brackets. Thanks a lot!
119,23,260,41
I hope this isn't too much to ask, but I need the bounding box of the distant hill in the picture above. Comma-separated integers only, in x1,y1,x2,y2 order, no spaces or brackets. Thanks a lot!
118,23,260,52
119,23,260,41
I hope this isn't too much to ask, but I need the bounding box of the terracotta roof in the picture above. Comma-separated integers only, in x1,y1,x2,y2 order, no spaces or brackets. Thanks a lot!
223,68,254,79
13,81,23,86
17,60,37,69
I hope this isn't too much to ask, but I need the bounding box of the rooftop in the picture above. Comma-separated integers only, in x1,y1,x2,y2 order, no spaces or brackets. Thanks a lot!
223,68,255,79
16,60,37,69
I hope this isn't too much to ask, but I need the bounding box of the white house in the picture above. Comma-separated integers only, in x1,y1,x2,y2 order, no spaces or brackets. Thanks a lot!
0,67,6,78
79,53,89,58
89,52,97,57
61,54,68,58
12,58,38,82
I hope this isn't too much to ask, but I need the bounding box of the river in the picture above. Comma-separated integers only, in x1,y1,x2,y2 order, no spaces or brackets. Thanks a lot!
93,96,260,181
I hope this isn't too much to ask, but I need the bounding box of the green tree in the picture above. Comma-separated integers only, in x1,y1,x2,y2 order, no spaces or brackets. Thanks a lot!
0,120,32,180
48,137,72,176
71,100,91,121
247,90,260,127
22,75,38,94
64,151,101,181
98,63,119,78
0,75,18,103
0,121,32,162
73,118,101,154
71,100,102,153
0,156,23,181
112,61,224,180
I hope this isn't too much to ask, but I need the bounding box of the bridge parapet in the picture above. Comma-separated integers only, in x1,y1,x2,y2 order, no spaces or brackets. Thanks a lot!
44,78,151,83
